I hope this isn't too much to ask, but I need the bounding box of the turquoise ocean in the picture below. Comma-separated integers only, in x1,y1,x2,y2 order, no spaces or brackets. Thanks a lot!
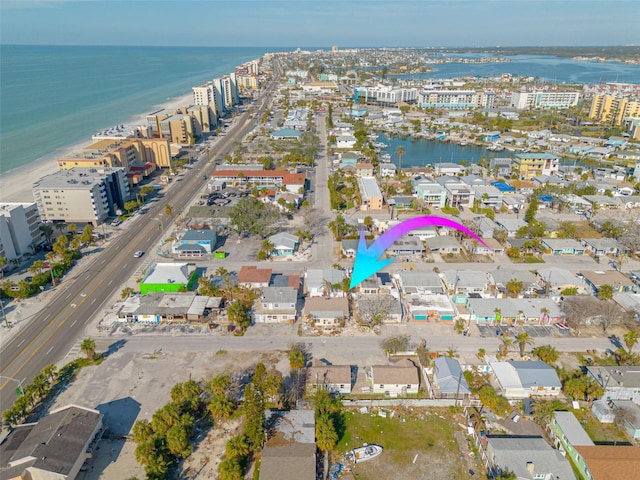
0,45,271,174
1,46,640,175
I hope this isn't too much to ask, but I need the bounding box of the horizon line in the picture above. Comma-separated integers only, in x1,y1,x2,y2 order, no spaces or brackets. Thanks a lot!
2,43,639,49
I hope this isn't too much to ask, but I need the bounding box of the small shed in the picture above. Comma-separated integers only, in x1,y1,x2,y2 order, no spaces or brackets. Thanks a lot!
591,399,615,423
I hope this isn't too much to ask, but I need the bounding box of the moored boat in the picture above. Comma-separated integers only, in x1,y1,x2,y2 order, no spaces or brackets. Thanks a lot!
350,444,383,463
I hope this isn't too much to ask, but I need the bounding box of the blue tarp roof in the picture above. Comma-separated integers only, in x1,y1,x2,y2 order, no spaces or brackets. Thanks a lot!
491,181,515,192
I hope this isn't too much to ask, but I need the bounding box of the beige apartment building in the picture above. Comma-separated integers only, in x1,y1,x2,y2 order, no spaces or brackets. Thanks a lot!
589,94,640,125
33,168,130,226
357,176,384,211
57,137,171,171
160,113,196,144
237,74,259,90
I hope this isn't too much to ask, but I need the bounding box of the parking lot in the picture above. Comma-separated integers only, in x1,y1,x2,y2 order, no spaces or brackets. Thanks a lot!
477,323,572,338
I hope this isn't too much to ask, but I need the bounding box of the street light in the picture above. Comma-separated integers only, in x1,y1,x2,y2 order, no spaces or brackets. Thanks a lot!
0,375,25,395
0,296,9,328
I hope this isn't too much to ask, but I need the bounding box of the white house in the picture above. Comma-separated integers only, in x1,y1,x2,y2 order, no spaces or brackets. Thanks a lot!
371,359,420,397
490,360,562,399
336,135,357,149
253,286,298,323
268,232,299,256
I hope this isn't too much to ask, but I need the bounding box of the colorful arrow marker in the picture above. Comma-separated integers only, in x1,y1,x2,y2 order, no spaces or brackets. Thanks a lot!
349,216,488,289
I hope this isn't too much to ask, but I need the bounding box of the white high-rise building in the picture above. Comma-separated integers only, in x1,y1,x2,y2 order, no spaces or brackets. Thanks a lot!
192,82,222,119
511,90,580,110
0,203,44,261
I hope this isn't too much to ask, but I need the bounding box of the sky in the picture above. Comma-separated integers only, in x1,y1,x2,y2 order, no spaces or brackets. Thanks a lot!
1,0,638,48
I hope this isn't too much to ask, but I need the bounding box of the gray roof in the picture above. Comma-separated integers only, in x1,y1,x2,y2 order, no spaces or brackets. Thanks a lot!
553,412,595,446
486,436,576,480
397,271,443,293
260,286,298,304
1,405,102,477
488,269,537,288
388,237,425,252
442,270,488,290
182,228,218,242
434,357,470,395
586,365,640,389
510,361,562,388
33,167,125,190
305,269,346,292
143,262,195,285
269,232,299,249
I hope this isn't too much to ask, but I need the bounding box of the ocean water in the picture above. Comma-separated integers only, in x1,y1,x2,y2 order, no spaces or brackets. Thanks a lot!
2,47,639,175
0,45,271,174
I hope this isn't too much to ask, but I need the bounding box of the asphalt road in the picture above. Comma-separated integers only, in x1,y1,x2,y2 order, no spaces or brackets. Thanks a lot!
0,61,282,413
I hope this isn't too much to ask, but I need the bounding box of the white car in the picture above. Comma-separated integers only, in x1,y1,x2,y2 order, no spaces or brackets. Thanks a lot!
133,251,144,258
555,322,569,330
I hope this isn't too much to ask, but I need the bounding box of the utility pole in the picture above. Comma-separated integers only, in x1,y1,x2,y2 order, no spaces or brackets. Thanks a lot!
0,296,9,328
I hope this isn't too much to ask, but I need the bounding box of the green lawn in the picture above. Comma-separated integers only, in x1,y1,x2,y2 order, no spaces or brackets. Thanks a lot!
336,409,473,480
572,408,629,444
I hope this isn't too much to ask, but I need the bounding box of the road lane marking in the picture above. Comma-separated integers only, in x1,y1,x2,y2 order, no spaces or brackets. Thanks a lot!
46,346,54,355
18,339,25,347
71,319,77,326
0,87,281,393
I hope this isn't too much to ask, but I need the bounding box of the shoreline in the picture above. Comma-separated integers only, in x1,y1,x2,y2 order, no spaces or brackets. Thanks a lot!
0,91,194,204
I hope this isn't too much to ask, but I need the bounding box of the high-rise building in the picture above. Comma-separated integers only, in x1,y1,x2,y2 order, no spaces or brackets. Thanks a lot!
417,90,495,109
57,138,171,171
0,203,44,261
33,168,130,225
510,90,580,109
589,94,640,125
160,114,197,144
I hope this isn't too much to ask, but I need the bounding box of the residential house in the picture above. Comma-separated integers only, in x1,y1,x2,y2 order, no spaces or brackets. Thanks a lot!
501,193,526,212
472,185,504,210
443,182,475,208
0,405,103,480
412,178,446,208
371,359,420,397
396,271,444,294
612,292,640,317
355,162,375,177
488,269,538,296
304,269,347,297
303,297,349,330
495,218,527,237
355,294,403,324
268,232,299,256
425,235,462,254
379,162,397,177
586,366,640,404
405,293,457,322
489,157,513,178
259,410,316,480
442,270,488,302
541,238,586,255
435,162,464,176
580,270,636,295
307,360,353,395
490,360,562,399
536,267,587,295
336,134,357,149
472,216,500,238
139,262,198,295
581,238,627,257
609,401,640,439
209,170,305,194
574,446,640,480
356,272,395,295
432,357,470,399
238,266,272,288
463,237,504,255
406,225,438,240
253,286,298,323
549,411,595,480
388,195,416,209
387,237,425,256
486,436,577,480
341,238,372,257
583,195,621,210
172,228,218,256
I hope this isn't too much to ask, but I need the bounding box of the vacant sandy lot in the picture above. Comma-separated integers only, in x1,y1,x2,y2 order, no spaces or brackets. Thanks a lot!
48,342,285,480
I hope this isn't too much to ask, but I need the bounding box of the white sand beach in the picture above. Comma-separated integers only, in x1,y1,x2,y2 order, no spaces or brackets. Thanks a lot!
0,91,194,204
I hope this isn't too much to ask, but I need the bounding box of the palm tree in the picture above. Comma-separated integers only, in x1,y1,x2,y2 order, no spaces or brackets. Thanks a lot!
623,330,639,354
476,348,486,362
225,434,250,460
316,412,338,453
493,307,502,325
80,337,96,361
506,279,523,298
215,267,229,277
0,255,6,279
29,260,46,275
396,145,405,176
540,307,550,324
498,337,514,358
164,204,173,218
515,332,535,358
39,224,54,244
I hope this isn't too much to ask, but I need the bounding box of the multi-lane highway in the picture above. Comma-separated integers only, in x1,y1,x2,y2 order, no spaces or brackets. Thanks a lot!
0,61,282,413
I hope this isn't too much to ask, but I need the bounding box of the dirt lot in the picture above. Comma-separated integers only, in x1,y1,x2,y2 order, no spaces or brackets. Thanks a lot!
48,347,286,480
336,408,482,480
